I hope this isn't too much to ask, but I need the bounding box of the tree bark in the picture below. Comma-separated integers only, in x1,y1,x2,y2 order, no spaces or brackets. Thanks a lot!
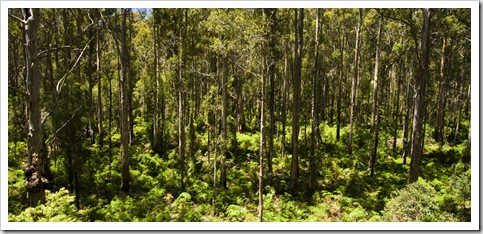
435,34,446,144
369,15,382,176
348,9,362,155
258,55,266,222
336,29,344,141
409,8,431,184
178,9,187,191
220,52,228,189
96,24,103,146
371,15,382,134
120,8,130,192
402,48,415,164
309,8,321,192
290,8,303,191
267,8,277,175
22,8,48,207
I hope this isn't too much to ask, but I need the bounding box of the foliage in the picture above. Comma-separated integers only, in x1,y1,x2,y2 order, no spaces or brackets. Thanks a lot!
382,180,454,222
9,188,79,222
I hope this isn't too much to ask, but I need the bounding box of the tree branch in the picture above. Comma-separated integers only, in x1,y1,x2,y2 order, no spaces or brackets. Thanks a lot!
56,36,94,94
9,14,26,24
33,46,71,61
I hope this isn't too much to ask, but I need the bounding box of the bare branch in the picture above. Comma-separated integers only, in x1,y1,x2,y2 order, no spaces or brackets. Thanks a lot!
56,36,94,94
9,14,26,24
33,46,71,61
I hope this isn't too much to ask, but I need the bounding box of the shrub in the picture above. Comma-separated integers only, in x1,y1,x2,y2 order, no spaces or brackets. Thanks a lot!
382,180,454,222
9,188,79,222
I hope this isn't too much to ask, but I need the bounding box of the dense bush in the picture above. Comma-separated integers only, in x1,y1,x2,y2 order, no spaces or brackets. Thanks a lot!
9,188,79,222
382,180,454,222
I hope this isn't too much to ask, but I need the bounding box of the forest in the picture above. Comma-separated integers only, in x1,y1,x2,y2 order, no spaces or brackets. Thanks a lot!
7,8,471,223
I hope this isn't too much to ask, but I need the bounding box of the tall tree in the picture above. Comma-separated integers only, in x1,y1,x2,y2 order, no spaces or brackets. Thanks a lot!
368,14,383,176
178,9,187,191
96,16,104,146
409,8,431,184
309,8,321,192
21,8,49,206
290,8,303,191
120,8,131,192
266,8,277,174
348,8,362,155
434,32,446,144
220,52,228,189
258,55,266,222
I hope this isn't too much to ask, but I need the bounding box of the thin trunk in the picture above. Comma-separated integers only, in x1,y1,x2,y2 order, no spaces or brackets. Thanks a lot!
235,72,245,133
258,55,266,223
267,9,277,175
88,26,95,144
281,38,288,159
220,53,228,189
290,8,303,191
369,15,382,175
96,27,103,146
435,34,446,144
108,64,113,171
371,15,382,133
153,18,159,154
409,8,431,184
336,32,344,141
309,8,320,192
178,9,187,192
120,8,130,192
212,100,217,214
348,8,362,155
393,61,402,154
402,49,414,164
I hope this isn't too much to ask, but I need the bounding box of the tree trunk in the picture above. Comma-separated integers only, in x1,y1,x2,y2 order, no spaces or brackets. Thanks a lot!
96,26,103,146
309,8,320,193
435,34,446,144
348,9,362,155
371,15,382,134
393,60,402,154
87,25,95,145
120,8,130,192
234,71,245,133
281,38,288,160
336,30,344,141
290,8,303,191
258,55,266,222
22,8,47,207
402,48,415,164
153,16,159,154
178,9,187,192
369,15,382,176
409,8,431,184
220,53,228,189
267,8,277,175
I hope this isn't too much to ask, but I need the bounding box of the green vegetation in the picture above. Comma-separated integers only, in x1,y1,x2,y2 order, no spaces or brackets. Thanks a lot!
8,8,471,222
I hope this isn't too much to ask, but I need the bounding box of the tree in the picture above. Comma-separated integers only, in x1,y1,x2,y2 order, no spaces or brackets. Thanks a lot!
120,8,131,192
368,14,383,176
408,8,431,184
178,9,187,191
348,9,362,155
21,8,50,206
309,8,322,192
290,8,303,191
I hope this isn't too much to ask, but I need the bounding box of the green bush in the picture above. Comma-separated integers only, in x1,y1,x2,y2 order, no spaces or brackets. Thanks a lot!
382,180,454,222
9,188,79,222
